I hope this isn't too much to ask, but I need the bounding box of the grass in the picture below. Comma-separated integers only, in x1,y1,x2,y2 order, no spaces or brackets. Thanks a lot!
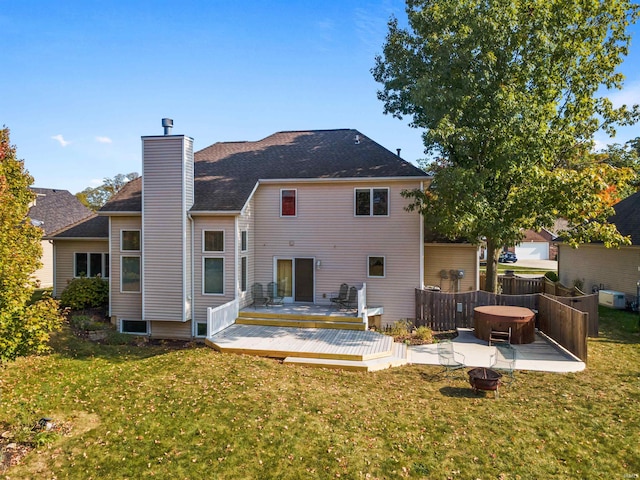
480,264,554,276
1,308,639,479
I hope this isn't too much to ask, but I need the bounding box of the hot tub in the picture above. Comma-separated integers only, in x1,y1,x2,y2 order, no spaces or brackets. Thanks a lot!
473,305,535,344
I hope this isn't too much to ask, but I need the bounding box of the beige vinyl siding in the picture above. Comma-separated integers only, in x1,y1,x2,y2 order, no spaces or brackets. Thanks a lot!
424,244,479,292
150,320,192,340
193,216,236,323
253,180,423,324
558,244,640,297
34,240,54,288
111,216,142,320
52,239,109,298
237,199,255,309
142,136,193,322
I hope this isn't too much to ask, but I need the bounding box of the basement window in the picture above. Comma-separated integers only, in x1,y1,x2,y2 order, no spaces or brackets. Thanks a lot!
121,320,148,335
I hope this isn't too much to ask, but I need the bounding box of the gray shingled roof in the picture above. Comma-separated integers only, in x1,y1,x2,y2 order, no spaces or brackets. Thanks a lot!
50,215,109,239
29,187,94,235
609,191,640,245
101,129,429,213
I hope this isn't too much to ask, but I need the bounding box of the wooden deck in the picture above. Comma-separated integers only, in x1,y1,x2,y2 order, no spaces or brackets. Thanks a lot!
206,324,394,361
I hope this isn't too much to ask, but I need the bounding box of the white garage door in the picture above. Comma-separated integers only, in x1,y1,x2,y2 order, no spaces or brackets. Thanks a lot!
515,242,549,260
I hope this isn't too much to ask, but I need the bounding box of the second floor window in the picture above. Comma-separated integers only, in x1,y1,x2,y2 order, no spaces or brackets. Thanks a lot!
355,188,389,216
281,189,297,216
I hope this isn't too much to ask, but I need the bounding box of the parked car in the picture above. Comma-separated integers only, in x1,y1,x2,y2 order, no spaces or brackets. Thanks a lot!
499,252,518,263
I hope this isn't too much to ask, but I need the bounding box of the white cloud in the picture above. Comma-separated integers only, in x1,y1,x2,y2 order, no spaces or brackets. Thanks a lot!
51,134,70,147
95,136,113,144
89,178,103,187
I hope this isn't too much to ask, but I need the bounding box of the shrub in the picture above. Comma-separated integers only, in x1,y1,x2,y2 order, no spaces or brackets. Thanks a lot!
414,326,433,342
544,271,559,282
60,276,109,310
388,319,413,337
70,315,108,332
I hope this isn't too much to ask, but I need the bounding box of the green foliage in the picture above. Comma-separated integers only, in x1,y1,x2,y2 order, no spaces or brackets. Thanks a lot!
0,128,64,363
544,271,559,282
60,276,109,310
373,0,639,292
69,315,108,332
76,172,139,211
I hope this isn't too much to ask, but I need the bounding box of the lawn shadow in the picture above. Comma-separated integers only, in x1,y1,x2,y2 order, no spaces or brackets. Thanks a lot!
49,326,197,363
439,385,483,398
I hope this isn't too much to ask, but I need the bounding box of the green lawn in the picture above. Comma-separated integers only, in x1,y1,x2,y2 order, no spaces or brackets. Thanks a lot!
1,308,639,479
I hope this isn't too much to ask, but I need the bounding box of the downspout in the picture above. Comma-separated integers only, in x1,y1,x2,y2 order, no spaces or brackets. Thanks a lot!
52,240,57,298
108,216,112,318
235,216,239,301
188,212,195,335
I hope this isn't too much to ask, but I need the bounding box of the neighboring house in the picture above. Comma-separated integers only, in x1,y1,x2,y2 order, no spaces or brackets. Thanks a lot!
514,220,568,260
558,191,640,298
50,123,479,339
28,188,94,287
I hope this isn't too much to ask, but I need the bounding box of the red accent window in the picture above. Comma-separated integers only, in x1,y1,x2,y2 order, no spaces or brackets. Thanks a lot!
281,190,296,216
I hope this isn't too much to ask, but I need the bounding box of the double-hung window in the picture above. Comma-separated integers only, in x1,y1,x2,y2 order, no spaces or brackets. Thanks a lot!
120,230,141,293
202,230,225,295
355,188,389,216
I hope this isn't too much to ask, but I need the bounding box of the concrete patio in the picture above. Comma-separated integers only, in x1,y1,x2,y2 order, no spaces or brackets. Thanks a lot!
409,328,585,373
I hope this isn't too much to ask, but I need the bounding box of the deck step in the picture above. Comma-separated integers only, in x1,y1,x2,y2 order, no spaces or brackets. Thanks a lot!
238,310,359,323
236,316,366,331
283,342,408,372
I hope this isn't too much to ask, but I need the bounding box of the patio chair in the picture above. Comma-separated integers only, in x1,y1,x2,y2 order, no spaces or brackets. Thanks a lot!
489,327,511,346
330,283,349,307
437,340,466,378
339,286,358,310
267,281,284,306
491,343,516,381
251,283,269,307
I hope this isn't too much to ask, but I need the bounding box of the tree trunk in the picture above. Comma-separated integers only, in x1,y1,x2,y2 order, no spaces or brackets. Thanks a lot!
484,239,501,293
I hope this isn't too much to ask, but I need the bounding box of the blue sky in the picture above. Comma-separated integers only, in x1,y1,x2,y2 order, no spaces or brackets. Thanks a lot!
3,1,640,194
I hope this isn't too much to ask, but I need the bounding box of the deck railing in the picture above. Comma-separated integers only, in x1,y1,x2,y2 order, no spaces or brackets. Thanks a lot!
207,299,239,337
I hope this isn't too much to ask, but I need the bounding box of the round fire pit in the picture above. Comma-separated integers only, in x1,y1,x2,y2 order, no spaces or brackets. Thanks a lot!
468,367,502,398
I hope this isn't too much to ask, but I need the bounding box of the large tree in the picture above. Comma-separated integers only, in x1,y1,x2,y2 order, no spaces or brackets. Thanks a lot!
76,172,139,211
0,127,63,363
373,0,639,292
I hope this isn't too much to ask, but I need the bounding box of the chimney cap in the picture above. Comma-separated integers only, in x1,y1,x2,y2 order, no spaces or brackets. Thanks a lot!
161,118,173,135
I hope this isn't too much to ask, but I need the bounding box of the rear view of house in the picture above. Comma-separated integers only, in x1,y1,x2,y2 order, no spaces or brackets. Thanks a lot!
50,121,480,339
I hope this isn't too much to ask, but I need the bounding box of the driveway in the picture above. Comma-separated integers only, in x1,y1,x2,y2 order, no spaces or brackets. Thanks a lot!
513,259,557,270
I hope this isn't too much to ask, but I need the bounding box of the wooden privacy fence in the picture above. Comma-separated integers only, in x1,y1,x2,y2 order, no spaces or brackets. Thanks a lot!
538,295,588,362
545,293,598,338
415,289,539,331
480,273,583,296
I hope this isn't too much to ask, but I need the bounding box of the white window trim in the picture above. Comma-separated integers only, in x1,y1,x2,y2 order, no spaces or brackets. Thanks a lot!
120,319,149,335
120,255,141,293
354,187,390,217
120,229,141,252
241,230,248,253
280,188,297,218
195,321,208,338
73,252,110,278
367,255,386,278
202,256,225,296
202,230,225,253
